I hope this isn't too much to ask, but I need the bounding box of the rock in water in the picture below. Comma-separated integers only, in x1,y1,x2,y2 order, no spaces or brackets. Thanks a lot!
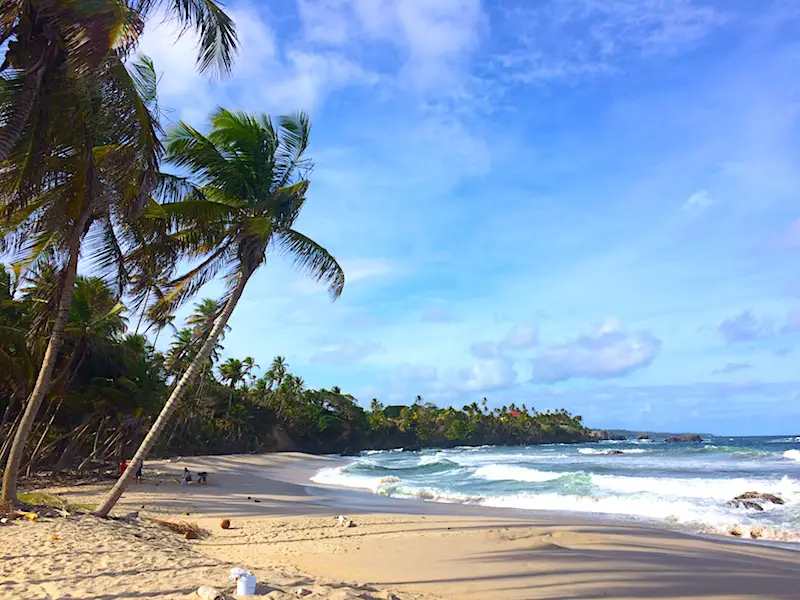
735,492,785,505
729,525,743,537
664,435,703,443
726,500,764,511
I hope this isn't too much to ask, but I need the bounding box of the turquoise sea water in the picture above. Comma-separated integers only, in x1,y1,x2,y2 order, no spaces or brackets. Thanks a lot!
312,436,800,541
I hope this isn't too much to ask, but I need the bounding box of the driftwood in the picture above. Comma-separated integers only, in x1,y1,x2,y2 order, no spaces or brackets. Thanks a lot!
196,586,225,600
147,517,208,538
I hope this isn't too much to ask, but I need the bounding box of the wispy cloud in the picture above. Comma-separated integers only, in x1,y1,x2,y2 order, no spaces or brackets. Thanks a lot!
682,189,714,211
718,310,773,343
712,362,754,375
496,0,725,83
310,337,381,365
530,318,662,383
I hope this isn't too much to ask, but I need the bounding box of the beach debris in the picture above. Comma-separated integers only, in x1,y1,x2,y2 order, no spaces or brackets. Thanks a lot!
295,588,312,596
337,515,355,527
184,511,191,515
254,499,261,503
50,535,58,540
237,573,257,596
735,492,785,505
220,518,231,529
750,527,764,539
148,517,207,539
120,511,140,521
729,525,743,537
725,499,764,511
0,517,9,525
196,585,225,600
17,510,39,522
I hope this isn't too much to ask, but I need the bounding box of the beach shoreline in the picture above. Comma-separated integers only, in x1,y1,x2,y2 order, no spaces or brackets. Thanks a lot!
5,451,800,600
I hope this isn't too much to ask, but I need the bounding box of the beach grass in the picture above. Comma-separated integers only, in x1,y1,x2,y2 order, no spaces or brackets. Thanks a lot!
18,491,96,512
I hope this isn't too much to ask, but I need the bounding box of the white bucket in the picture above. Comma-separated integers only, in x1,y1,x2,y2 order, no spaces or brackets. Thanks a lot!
236,574,257,596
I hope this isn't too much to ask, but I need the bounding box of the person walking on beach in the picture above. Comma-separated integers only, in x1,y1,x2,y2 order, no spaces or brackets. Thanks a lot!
181,468,192,485
119,460,128,475
135,462,143,483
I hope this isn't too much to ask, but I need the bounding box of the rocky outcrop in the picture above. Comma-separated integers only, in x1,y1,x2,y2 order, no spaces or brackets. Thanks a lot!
725,492,784,513
734,492,785,505
726,499,764,511
664,435,702,443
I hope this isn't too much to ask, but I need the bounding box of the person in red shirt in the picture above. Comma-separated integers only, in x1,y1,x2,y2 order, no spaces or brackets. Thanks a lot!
119,460,128,474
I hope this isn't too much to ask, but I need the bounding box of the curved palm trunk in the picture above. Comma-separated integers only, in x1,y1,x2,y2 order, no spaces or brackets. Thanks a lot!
1,218,84,503
94,269,251,516
0,61,46,163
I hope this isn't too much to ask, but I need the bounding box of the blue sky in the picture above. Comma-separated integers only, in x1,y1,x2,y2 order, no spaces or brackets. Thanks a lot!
140,0,800,435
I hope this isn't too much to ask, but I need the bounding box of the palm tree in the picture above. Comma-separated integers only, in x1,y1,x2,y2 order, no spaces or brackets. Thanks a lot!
218,357,243,412
0,0,238,164
94,108,345,516
0,54,161,504
241,356,257,388
265,356,288,391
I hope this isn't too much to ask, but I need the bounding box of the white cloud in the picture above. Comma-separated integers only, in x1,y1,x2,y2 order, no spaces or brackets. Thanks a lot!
137,6,379,121
718,310,773,343
310,338,381,364
530,319,661,382
501,322,539,350
498,0,724,83
458,355,517,392
339,257,399,284
297,0,484,93
682,189,713,211
711,362,754,375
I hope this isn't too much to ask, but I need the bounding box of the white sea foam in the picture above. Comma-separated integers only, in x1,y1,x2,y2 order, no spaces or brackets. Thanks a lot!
591,473,800,500
480,493,800,541
311,466,400,493
473,465,563,483
784,450,800,462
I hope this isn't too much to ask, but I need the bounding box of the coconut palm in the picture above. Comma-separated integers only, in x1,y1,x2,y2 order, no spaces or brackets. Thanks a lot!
219,358,244,389
94,108,345,516
0,0,237,163
0,52,162,504
241,356,258,387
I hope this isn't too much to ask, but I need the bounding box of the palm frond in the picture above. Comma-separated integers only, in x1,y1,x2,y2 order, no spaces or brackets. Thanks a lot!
271,228,345,300
164,0,238,78
274,111,312,189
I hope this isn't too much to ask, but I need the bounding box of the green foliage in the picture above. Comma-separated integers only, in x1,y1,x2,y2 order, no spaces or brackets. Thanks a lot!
0,269,589,471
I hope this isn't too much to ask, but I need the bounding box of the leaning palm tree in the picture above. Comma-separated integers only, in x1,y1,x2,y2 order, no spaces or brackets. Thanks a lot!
94,108,345,516
0,0,237,163
0,54,162,504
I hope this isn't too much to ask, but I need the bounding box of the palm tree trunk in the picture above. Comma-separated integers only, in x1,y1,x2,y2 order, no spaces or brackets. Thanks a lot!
0,59,46,163
24,399,62,477
1,214,85,503
94,268,251,516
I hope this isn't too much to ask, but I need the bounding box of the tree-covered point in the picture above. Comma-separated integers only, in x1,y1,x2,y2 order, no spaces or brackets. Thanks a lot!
0,267,590,472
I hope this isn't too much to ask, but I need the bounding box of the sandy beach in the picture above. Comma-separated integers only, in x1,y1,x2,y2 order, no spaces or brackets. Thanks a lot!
3,452,800,600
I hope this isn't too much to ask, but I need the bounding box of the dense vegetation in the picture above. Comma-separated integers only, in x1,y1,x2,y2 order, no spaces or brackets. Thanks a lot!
0,267,590,474
0,0,588,512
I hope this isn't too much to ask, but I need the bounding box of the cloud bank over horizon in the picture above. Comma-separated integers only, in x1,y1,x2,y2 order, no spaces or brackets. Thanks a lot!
142,0,800,435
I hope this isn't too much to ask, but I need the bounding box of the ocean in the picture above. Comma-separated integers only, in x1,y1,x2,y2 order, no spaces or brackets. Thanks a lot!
312,436,800,542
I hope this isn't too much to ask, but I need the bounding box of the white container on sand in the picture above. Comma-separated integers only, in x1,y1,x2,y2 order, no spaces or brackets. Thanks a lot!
237,574,257,596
